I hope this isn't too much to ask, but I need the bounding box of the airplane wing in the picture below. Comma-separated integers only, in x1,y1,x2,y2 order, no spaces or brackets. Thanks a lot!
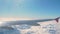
0,17,60,26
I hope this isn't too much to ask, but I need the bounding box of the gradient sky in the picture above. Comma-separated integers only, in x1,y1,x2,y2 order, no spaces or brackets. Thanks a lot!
0,0,60,18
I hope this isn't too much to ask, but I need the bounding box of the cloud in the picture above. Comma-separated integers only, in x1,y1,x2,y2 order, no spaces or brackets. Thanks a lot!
0,18,60,34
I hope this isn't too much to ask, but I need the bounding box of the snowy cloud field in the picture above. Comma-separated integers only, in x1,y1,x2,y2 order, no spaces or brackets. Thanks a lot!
0,18,60,34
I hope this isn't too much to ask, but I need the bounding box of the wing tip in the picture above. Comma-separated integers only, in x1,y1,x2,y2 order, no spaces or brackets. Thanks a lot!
55,17,60,23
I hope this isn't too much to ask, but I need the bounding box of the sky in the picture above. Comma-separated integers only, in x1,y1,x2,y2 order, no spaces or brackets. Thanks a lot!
0,0,60,18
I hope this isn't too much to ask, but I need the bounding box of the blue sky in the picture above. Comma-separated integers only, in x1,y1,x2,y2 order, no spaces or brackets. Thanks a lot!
0,0,60,18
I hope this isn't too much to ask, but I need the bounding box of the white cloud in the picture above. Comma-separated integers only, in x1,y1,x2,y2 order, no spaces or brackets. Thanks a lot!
0,18,60,34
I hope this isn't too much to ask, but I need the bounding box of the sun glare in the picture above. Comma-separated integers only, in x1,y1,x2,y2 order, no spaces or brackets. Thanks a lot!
0,21,3,26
